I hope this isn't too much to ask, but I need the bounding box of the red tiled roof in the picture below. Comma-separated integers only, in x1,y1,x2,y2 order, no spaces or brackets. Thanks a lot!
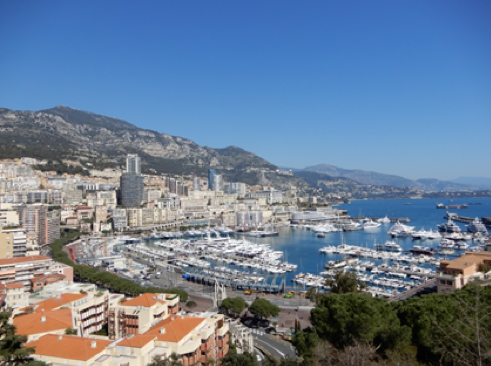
145,316,205,343
121,293,166,308
0,255,51,266
26,334,112,361
30,293,87,313
118,334,156,348
14,308,73,335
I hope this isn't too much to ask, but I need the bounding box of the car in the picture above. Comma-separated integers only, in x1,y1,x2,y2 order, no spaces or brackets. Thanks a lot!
258,319,270,328
265,327,276,334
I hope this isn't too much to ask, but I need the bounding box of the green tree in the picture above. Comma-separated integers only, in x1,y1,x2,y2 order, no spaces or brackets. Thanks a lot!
65,327,77,335
0,311,50,366
221,297,247,318
248,298,280,320
396,285,491,366
311,293,411,355
220,349,258,366
292,327,320,360
325,270,366,294
147,352,183,366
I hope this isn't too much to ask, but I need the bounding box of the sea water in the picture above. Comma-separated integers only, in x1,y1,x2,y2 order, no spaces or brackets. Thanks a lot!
243,197,491,286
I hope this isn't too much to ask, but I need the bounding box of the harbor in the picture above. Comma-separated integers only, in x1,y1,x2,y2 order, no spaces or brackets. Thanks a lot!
66,197,491,300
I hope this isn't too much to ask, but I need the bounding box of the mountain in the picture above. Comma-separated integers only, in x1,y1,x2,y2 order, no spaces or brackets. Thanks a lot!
450,177,491,190
0,106,307,189
304,163,416,187
302,164,474,192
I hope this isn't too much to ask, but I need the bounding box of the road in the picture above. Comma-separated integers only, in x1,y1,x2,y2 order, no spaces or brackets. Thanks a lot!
251,329,296,359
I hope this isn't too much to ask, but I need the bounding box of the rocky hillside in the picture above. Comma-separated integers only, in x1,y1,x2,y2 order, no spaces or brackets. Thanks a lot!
303,163,474,192
0,106,307,189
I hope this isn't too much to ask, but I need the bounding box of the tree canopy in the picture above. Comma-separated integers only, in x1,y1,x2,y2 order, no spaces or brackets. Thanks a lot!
0,311,50,366
248,298,280,320
221,297,247,318
310,293,411,355
325,270,366,294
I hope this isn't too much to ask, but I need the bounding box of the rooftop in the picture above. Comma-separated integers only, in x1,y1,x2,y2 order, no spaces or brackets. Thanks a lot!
121,293,166,308
26,334,113,361
117,334,156,348
14,308,73,335
0,255,51,266
28,293,88,313
145,316,205,343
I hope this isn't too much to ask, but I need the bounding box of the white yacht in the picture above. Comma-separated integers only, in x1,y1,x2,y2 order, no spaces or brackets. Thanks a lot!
437,218,461,233
388,221,415,237
374,241,403,252
378,215,391,224
362,220,381,231
466,218,488,234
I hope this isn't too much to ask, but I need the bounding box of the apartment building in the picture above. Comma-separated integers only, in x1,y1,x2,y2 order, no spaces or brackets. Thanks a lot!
0,209,19,227
437,252,491,293
0,283,29,310
108,293,180,339
0,227,27,259
23,293,229,366
0,255,73,290
21,206,60,246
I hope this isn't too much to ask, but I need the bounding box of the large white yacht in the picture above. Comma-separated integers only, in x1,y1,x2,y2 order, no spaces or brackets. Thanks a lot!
466,218,488,234
437,218,461,233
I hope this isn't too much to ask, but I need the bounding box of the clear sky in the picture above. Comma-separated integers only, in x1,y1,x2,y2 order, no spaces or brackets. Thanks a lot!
1,1,490,181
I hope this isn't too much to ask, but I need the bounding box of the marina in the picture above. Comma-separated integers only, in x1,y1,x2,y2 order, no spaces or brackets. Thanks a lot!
73,197,490,299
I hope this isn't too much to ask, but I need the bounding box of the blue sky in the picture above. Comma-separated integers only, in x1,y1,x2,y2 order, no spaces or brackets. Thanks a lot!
1,1,490,181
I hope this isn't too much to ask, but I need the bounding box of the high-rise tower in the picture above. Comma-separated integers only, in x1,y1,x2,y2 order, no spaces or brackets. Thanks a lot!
126,154,141,174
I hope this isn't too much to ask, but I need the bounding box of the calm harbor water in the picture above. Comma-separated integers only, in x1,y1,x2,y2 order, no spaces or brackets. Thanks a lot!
237,197,491,287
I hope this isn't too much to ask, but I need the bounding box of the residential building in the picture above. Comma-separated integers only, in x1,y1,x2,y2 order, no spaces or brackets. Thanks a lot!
0,255,73,290
26,334,113,366
0,283,29,310
0,227,27,259
0,209,19,227
108,293,180,339
247,189,283,204
126,154,141,174
437,252,491,293
120,173,144,208
21,206,60,246
112,208,127,231
224,182,246,195
208,169,217,191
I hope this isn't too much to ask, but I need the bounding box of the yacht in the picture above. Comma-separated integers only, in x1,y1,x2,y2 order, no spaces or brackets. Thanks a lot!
439,238,455,248
374,241,403,252
437,218,461,233
466,218,488,234
411,228,429,240
378,215,391,224
409,245,434,256
388,221,415,237
362,220,381,231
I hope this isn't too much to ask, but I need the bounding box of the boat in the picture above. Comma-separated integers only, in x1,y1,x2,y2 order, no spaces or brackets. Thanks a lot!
437,218,461,233
377,215,391,224
411,228,429,240
439,238,455,248
362,220,381,231
387,221,414,237
454,242,469,250
409,245,434,256
436,203,468,209
466,218,488,234
374,241,403,252
317,233,325,238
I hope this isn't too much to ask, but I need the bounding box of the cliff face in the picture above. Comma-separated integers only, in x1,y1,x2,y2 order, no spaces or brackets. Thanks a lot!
0,106,275,168
0,106,309,189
